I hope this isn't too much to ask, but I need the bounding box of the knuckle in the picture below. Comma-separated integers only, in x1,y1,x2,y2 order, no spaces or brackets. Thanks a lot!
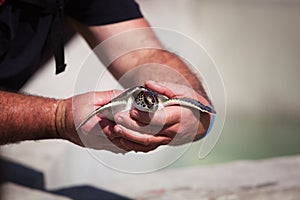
143,137,151,146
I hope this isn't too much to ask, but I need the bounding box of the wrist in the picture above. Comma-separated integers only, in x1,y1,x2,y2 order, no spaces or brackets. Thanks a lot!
55,98,82,146
54,99,66,139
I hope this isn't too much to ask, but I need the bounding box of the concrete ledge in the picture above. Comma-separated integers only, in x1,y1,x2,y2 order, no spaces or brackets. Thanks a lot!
1,183,71,200
2,142,300,200
101,155,300,199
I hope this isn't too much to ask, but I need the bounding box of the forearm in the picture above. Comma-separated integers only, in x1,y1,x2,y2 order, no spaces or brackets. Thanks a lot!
70,18,210,103
0,91,71,145
111,48,210,102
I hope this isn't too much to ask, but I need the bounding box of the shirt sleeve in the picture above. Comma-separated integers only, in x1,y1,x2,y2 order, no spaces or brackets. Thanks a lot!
65,0,143,26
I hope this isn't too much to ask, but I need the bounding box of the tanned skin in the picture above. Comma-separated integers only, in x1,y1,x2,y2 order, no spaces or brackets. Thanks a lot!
0,18,211,151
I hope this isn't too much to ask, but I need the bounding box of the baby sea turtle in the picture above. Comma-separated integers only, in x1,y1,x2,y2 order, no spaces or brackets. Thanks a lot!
76,86,216,130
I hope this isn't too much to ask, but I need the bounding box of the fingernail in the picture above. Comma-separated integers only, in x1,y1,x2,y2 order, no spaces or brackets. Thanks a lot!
131,110,138,118
105,131,111,137
147,80,156,84
116,126,122,134
116,116,123,123
146,80,158,86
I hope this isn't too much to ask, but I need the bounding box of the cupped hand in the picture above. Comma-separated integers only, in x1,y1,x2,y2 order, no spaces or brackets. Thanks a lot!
62,90,161,153
114,81,212,146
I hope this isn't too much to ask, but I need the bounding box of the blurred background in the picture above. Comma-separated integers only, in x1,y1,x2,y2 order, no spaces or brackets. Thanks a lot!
1,0,300,193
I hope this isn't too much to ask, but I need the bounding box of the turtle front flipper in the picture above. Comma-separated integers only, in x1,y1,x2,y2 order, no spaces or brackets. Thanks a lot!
76,86,147,130
161,98,216,114
76,101,127,130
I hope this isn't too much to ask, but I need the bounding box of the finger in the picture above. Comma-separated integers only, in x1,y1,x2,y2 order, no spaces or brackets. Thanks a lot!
114,125,171,146
119,139,159,153
115,111,167,135
117,111,182,139
145,80,176,98
94,90,123,106
146,81,209,105
130,106,181,126
99,118,117,138
105,137,130,154
130,109,153,125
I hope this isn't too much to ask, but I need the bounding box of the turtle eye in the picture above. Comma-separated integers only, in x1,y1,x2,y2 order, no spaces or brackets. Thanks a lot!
146,96,153,104
144,92,157,107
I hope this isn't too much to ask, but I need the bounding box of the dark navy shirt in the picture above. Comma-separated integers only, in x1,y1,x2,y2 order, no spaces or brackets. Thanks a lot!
0,0,143,91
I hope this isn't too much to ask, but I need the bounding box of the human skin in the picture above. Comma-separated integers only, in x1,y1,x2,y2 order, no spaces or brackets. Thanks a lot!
70,18,212,149
0,18,212,152
113,81,211,147
0,90,167,152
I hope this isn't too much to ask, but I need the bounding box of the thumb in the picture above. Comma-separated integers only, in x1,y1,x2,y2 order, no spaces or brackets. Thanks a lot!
94,89,123,106
145,80,176,98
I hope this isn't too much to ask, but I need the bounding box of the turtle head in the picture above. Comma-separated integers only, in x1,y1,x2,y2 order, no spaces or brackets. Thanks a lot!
133,90,159,112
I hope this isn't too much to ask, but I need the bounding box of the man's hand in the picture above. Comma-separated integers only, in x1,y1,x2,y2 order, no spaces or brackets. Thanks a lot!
60,90,163,153
71,17,212,147
114,81,212,146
